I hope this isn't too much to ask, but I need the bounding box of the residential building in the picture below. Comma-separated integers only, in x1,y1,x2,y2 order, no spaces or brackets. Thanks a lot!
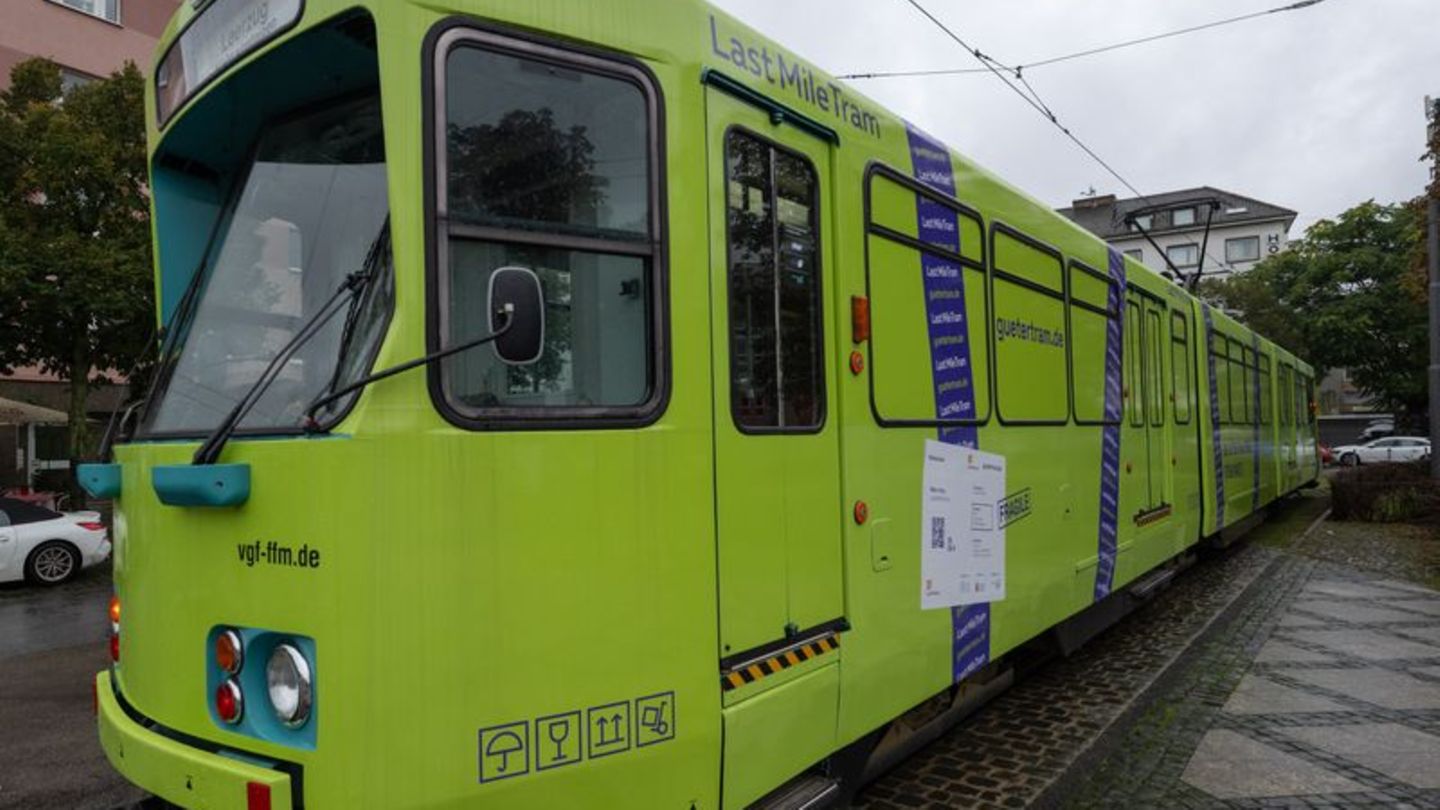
0,0,179,490
0,0,177,91
1058,187,1297,280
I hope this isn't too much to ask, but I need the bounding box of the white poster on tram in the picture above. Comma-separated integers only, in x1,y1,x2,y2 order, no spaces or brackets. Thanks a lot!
920,440,1006,610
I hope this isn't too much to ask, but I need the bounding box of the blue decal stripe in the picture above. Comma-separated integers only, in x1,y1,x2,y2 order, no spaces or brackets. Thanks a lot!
906,122,986,683
1093,248,1126,601
1202,305,1225,529
1251,333,1262,510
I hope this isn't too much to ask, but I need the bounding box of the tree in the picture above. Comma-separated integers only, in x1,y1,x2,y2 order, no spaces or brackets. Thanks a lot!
1200,199,1428,418
0,59,154,474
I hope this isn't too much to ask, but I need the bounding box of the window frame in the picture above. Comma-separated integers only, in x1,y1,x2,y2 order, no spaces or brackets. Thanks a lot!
1258,354,1272,424
722,125,828,435
1167,242,1200,268
1170,310,1192,424
861,162,992,430
47,0,120,25
1145,306,1166,427
1171,207,1196,227
1126,299,1145,428
1067,258,1122,427
1225,235,1261,264
989,222,1069,426
424,21,670,431
1123,248,1143,261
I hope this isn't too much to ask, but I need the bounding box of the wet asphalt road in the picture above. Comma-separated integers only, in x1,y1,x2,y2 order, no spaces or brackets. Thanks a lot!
0,563,145,810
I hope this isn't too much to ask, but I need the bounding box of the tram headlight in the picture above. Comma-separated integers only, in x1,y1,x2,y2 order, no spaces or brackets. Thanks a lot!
265,643,312,728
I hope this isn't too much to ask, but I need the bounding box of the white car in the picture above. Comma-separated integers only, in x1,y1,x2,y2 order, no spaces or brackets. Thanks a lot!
0,496,111,585
1333,436,1431,467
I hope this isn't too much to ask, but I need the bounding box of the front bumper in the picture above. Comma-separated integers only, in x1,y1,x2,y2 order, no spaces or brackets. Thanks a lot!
96,670,295,809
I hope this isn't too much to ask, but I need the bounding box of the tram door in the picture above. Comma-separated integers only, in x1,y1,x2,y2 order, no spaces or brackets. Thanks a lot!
1123,292,1168,516
705,89,844,668
1142,299,1171,511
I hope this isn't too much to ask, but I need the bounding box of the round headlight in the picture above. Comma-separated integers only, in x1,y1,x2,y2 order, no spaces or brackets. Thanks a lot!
266,643,312,728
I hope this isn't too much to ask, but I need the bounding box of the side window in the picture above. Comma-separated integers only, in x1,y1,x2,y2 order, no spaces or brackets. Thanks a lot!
864,168,990,426
437,37,662,423
1279,364,1292,426
1227,338,1245,424
1146,308,1165,426
1170,312,1191,424
1241,346,1257,425
1069,260,1120,424
1211,332,1230,424
992,226,1067,423
726,130,823,430
1126,301,1143,427
1259,355,1272,424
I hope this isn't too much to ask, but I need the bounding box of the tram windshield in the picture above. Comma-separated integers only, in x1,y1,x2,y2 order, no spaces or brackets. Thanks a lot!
144,94,391,436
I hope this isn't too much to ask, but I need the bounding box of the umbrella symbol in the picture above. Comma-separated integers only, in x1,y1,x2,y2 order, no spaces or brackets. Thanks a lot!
485,730,525,774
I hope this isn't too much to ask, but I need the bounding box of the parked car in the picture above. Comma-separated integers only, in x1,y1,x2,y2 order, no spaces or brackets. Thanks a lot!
1332,436,1431,467
1359,421,1394,441
0,496,111,585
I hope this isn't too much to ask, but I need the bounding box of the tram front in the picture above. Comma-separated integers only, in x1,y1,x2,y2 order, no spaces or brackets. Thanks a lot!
93,1,712,808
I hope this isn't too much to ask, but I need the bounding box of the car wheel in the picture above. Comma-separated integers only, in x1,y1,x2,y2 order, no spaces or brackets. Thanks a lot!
1340,452,1359,467
26,541,80,586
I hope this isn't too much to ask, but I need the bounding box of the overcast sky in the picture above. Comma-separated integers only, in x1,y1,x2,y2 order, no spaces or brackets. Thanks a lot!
708,0,1439,234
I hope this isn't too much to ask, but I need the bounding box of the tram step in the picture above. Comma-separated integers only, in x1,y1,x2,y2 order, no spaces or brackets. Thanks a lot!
750,774,842,810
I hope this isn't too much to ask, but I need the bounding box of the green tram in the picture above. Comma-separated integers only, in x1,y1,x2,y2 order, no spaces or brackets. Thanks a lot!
86,0,1319,807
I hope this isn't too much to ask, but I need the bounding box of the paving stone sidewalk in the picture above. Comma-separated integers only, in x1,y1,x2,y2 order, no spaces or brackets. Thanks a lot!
1052,560,1440,809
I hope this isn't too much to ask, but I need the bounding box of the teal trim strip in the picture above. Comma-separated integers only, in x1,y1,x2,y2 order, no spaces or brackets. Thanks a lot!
701,69,840,144
77,463,123,499
152,464,250,507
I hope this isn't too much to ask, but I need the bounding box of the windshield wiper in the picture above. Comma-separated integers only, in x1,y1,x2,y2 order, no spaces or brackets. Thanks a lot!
300,310,512,431
191,225,389,465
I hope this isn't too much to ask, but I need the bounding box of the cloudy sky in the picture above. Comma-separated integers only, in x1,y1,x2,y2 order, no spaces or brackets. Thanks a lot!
708,0,1439,234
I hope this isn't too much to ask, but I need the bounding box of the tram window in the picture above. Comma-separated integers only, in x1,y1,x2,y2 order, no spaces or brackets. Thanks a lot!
1210,332,1229,424
1241,346,1256,425
992,228,1066,423
1259,355,1272,424
445,47,649,241
725,130,824,430
1170,312,1191,424
1146,309,1165,426
865,166,991,427
1126,301,1143,427
1227,338,1246,424
1069,261,1119,425
438,39,662,421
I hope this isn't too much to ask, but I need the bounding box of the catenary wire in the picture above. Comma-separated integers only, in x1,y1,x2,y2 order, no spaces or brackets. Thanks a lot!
898,0,1234,279
839,0,1329,80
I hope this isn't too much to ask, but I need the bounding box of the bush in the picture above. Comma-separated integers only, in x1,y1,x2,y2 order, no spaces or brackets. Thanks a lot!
1330,460,1440,522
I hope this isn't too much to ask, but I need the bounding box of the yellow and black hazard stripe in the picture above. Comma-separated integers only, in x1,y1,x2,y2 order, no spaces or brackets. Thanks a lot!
721,633,840,692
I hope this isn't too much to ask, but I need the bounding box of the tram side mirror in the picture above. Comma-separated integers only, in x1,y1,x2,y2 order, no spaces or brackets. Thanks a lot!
489,266,545,365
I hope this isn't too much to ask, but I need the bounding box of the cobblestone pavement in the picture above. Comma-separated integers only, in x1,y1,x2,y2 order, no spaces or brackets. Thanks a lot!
854,537,1284,809
1054,560,1440,808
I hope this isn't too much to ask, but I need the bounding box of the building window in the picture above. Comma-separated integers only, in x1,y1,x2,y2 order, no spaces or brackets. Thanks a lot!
49,0,120,24
1225,236,1261,263
1167,243,1199,268
1123,248,1143,261
1171,207,1196,227
1129,214,1152,232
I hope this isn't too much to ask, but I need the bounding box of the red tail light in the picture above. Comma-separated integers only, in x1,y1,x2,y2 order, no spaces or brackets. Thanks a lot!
109,634,119,663
78,521,106,532
216,679,243,724
246,782,271,810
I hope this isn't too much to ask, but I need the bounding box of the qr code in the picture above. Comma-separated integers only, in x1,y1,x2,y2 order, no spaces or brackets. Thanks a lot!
930,516,946,550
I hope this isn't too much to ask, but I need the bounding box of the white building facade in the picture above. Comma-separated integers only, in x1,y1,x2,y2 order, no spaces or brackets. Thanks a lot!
1058,187,1297,281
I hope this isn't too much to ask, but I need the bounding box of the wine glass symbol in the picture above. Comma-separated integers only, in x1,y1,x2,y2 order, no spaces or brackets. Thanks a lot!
547,718,571,762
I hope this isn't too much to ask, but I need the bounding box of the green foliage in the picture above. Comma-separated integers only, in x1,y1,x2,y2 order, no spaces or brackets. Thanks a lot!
1200,199,1428,416
0,59,154,463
